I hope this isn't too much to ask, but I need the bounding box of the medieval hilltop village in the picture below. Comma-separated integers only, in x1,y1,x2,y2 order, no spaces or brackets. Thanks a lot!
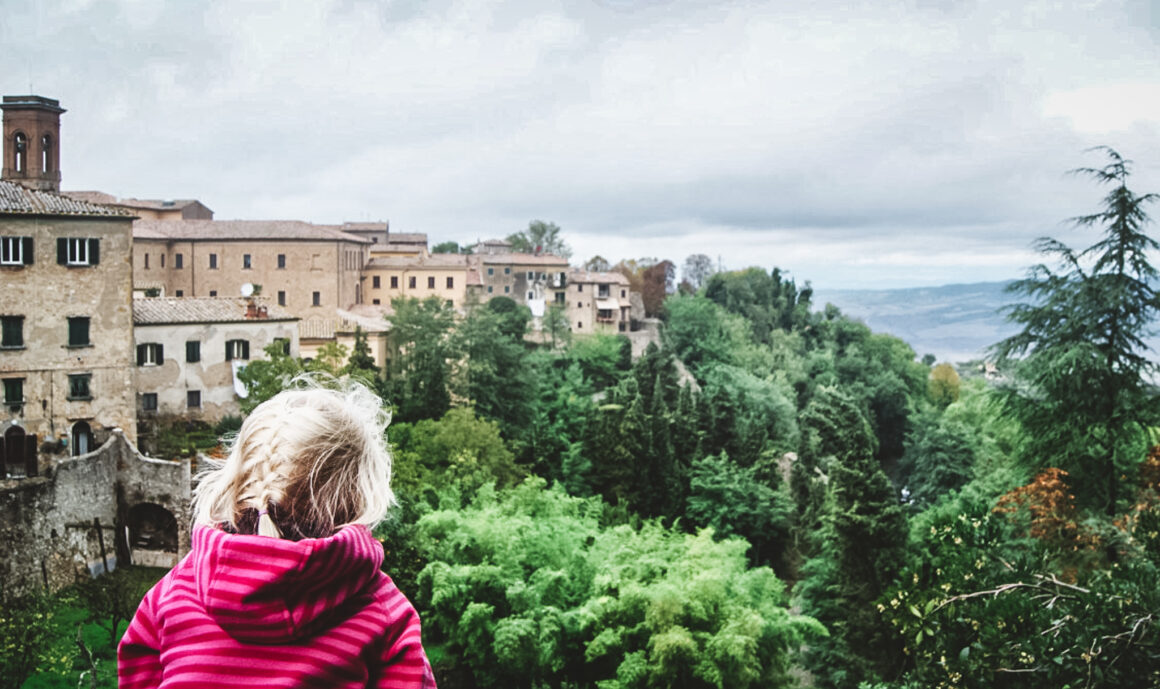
0,95,655,595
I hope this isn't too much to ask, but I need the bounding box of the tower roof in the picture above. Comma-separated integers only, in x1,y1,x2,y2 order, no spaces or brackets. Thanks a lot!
1,95,66,114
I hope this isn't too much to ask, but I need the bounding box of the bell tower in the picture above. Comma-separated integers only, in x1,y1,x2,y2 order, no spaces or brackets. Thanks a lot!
2,95,66,192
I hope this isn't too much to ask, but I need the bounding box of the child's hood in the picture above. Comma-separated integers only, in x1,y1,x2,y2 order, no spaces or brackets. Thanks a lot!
190,523,384,644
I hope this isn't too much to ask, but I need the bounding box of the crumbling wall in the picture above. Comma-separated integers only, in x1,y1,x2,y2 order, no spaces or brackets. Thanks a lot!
0,430,189,599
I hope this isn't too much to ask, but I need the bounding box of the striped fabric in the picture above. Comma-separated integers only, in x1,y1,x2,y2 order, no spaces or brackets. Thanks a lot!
119,524,436,688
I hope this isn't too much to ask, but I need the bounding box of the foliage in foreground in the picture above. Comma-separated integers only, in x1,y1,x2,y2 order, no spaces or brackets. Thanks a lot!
413,479,824,688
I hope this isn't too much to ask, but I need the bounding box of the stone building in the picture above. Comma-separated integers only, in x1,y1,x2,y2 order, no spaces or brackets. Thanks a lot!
131,219,370,345
471,252,570,306
133,297,299,427
567,270,633,334
363,252,470,308
1,96,138,477
63,192,214,221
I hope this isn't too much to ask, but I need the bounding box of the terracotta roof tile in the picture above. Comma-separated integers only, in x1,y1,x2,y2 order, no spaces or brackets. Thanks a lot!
473,252,570,266
133,297,296,325
568,270,630,285
0,181,133,217
366,254,468,269
132,219,369,243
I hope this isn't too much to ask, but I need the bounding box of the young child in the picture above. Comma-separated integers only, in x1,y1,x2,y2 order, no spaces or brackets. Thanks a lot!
119,379,436,689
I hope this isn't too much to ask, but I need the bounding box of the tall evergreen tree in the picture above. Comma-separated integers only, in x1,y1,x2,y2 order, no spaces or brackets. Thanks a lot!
991,147,1160,514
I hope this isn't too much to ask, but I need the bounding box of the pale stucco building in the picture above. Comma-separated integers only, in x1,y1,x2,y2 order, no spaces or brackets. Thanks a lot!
567,270,633,334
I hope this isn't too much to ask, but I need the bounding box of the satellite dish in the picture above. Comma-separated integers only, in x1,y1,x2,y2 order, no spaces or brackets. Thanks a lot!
240,283,255,297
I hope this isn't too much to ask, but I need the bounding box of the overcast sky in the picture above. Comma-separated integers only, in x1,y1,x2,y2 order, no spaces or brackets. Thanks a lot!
3,0,1159,289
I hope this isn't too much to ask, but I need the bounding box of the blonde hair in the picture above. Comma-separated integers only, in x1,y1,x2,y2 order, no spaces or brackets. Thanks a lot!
193,375,395,538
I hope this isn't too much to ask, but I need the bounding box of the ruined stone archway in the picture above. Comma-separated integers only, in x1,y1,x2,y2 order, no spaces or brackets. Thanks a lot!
126,502,178,568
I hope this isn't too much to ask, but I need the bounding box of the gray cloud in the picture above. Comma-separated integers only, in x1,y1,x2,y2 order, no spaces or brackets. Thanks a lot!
3,0,1158,289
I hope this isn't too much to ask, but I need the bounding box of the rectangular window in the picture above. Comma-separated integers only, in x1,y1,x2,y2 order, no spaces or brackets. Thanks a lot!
275,337,291,356
373,276,381,288
504,267,511,275
312,291,321,306
3,378,24,406
225,339,250,361
209,290,217,297
577,285,583,292
409,276,417,289
621,289,627,298
527,291,534,300
57,237,99,266
598,285,610,298
427,276,435,289
136,342,163,366
277,254,286,269
141,392,158,412
504,285,510,293
390,276,399,288
1,316,23,348
209,253,218,269
555,292,565,305
144,253,149,270
175,290,184,297
161,254,166,268
527,271,534,279
175,253,184,269
186,340,201,363
373,298,381,305
243,254,252,269
446,277,454,288
487,267,494,276
1,236,33,265
277,290,286,306
68,317,90,347
68,374,91,400
187,390,201,409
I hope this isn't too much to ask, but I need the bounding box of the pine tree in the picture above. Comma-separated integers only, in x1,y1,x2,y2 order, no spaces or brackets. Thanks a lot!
991,148,1160,514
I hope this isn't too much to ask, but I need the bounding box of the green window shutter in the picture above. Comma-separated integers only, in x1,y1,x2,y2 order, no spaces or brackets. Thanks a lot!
57,237,67,264
186,340,200,363
136,344,146,366
156,343,163,362
88,238,99,265
241,340,249,360
225,342,233,361
21,237,33,265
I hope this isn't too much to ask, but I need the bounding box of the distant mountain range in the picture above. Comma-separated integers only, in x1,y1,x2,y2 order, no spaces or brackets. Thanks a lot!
811,281,1019,364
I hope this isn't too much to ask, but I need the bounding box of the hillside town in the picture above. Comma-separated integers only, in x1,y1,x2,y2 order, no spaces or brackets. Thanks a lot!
0,94,644,594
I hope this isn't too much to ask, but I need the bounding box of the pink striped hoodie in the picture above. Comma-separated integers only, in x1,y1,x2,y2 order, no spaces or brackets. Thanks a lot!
119,524,436,689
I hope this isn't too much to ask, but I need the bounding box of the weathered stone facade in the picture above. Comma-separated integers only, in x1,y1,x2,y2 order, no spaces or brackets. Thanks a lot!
0,429,189,598
567,270,633,334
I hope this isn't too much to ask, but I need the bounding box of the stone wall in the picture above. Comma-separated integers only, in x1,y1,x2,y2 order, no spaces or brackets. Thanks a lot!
0,429,189,599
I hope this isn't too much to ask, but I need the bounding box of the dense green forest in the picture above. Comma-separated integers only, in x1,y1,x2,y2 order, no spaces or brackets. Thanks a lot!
5,149,1159,688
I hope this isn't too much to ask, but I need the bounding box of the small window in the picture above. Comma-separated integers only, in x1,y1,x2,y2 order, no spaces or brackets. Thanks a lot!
56,238,99,266
187,390,201,409
161,254,166,268
13,132,27,173
373,298,381,305
390,276,399,288
504,286,510,294
68,373,91,400
243,254,252,269
136,343,163,366
577,321,582,329
209,253,218,269
528,271,534,279
598,285,610,298
1,236,33,266
144,253,149,270
555,292,565,305
621,290,627,298
41,134,53,172
275,337,291,356
373,276,381,288
446,277,454,288
277,290,286,306
406,276,415,289
175,253,184,269
487,286,493,293
577,302,582,308
68,317,90,347
487,268,494,276
504,267,511,275
528,291,534,300
175,290,184,297
446,299,453,307
186,340,201,363
427,276,435,289
209,290,217,297
3,378,24,407
1,316,24,348
141,393,158,412
312,292,321,307
225,339,250,361
277,254,286,269
577,285,583,292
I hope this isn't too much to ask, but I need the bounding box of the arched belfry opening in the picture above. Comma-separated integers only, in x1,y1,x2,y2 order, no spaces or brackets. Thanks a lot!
1,95,65,191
